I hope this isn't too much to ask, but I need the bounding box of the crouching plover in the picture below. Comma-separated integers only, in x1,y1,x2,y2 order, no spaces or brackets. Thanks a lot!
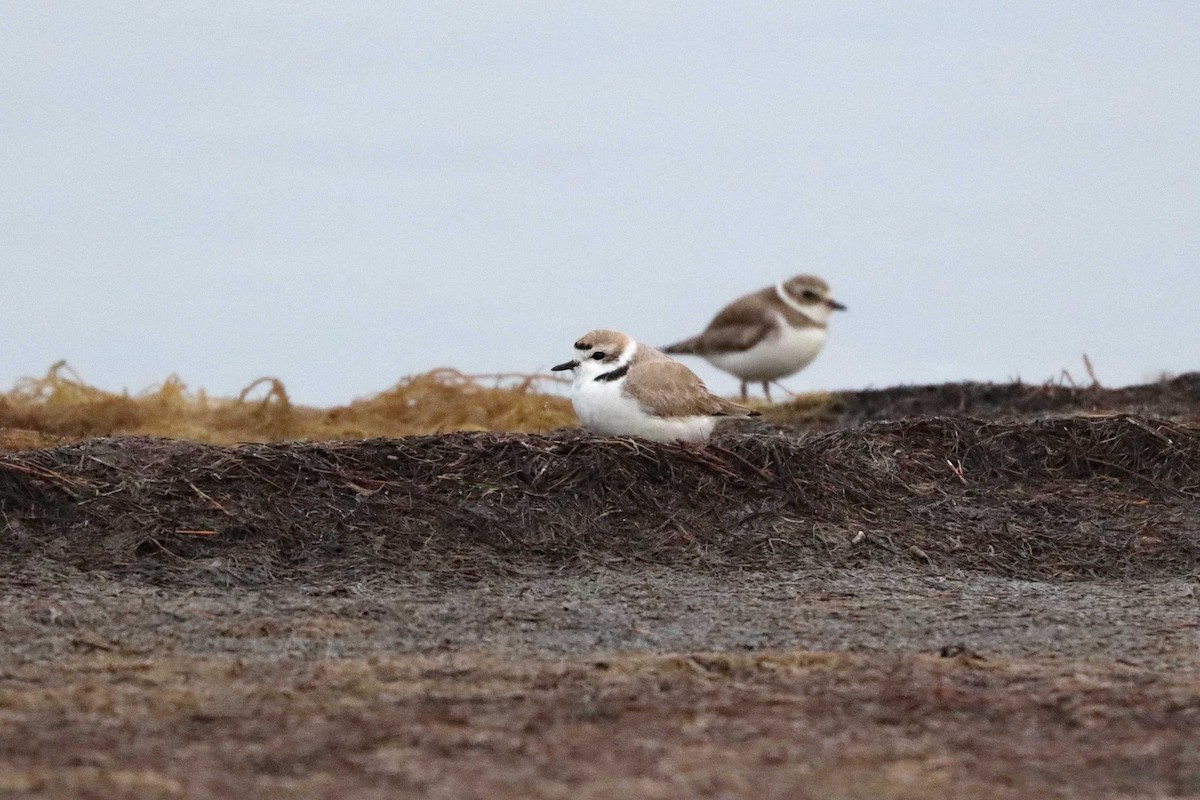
663,274,846,401
551,329,759,443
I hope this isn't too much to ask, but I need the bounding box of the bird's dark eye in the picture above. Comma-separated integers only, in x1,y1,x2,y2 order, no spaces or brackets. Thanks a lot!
802,290,820,301
591,352,606,360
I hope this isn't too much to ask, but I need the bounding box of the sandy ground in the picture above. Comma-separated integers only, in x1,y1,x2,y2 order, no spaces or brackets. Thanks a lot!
4,566,1198,669
1,565,1198,799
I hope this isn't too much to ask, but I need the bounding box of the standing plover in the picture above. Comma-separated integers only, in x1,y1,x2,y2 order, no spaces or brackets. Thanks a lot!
551,329,759,442
663,275,846,401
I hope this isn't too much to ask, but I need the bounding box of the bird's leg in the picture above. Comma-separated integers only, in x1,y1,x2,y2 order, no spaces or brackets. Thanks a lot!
740,381,748,402
762,381,772,402
770,381,799,399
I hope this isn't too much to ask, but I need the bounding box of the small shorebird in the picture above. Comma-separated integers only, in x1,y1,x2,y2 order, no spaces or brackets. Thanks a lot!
551,329,759,443
663,274,846,401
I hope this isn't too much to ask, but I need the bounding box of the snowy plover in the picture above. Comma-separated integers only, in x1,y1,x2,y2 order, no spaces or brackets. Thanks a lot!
551,329,759,443
663,275,846,401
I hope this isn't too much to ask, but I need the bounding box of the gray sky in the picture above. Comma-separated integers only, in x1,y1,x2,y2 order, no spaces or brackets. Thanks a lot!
3,2,1198,406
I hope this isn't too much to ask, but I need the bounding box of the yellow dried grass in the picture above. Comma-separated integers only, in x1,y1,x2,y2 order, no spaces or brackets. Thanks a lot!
0,361,575,447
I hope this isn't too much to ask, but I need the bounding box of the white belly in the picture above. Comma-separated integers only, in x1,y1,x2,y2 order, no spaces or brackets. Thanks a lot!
706,324,826,382
571,377,717,443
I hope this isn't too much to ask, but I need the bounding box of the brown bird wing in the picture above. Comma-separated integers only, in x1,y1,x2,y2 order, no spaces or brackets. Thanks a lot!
687,288,785,354
664,284,823,355
623,360,758,418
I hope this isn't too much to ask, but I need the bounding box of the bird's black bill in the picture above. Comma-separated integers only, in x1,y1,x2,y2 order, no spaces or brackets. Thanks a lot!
828,299,848,311
551,360,579,372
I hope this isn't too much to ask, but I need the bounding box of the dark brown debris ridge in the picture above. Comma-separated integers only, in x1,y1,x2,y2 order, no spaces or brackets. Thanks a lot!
1,415,1197,584
765,371,1200,431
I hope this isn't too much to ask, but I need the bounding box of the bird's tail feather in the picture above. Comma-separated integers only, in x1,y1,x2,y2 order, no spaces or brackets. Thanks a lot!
714,398,760,418
661,336,701,355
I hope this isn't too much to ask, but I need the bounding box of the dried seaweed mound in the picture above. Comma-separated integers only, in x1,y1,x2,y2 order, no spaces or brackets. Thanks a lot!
0,362,573,444
1,415,1197,584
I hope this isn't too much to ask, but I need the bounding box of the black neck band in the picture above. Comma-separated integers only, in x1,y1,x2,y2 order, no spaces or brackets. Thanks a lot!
595,364,629,382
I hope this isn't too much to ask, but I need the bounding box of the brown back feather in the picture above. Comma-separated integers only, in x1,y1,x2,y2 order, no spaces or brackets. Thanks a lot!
623,346,759,418
667,285,822,355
